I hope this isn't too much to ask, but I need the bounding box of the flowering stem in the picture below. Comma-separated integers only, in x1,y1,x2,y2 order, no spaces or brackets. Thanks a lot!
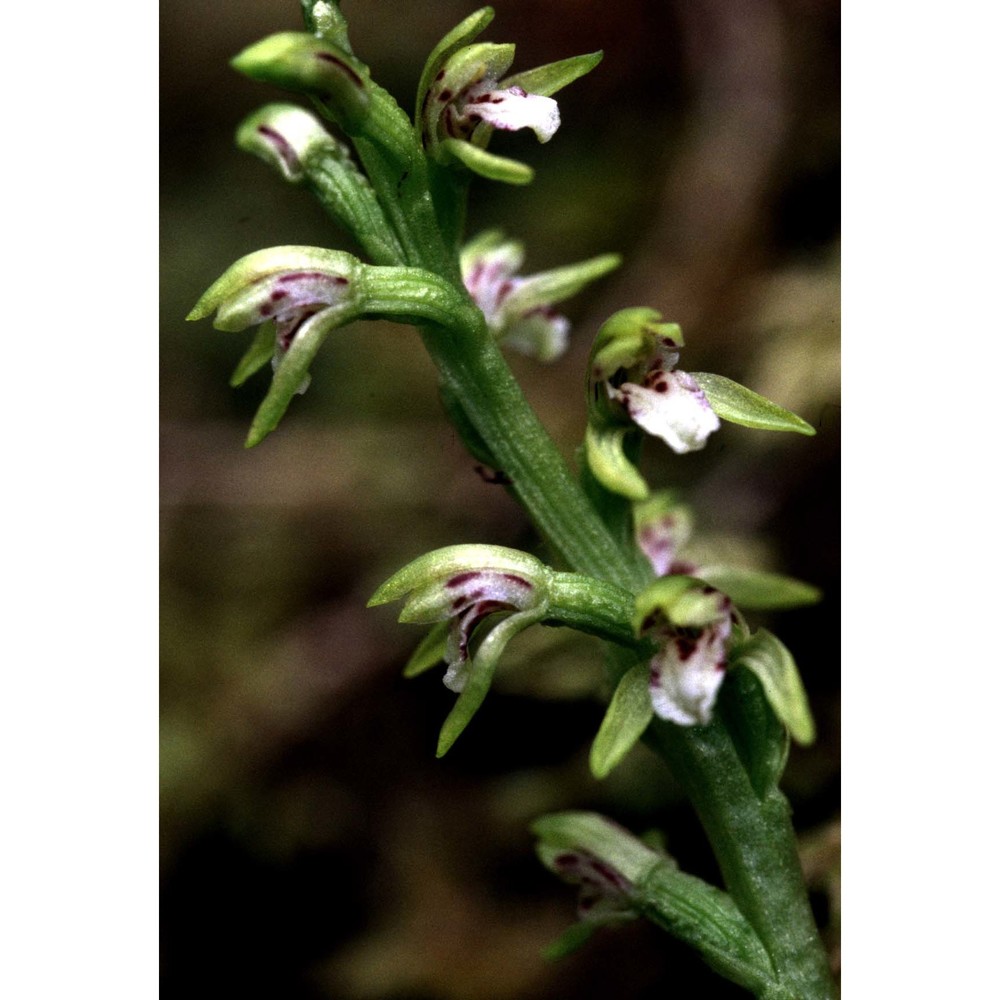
223,8,834,992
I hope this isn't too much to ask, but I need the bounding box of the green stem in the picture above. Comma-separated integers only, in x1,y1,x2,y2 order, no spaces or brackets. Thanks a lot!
418,320,643,587
644,718,836,998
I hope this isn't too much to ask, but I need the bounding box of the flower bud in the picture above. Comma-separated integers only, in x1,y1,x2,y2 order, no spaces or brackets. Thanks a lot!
231,32,371,131
236,103,343,182
369,545,553,754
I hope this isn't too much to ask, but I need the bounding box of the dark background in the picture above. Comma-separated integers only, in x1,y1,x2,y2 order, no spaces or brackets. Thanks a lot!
161,1,840,996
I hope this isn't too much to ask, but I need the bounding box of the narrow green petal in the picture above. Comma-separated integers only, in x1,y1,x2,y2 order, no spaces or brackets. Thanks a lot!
505,254,621,313
729,629,816,745
403,622,450,678
503,51,603,97
441,137,534,184
229,324,275,387
245,302,359,447
690,373,815,436
436,610,537,756
584,424,649,501
415,6,495,119
590,663,655,779
695,566,821,610
541,921,600,960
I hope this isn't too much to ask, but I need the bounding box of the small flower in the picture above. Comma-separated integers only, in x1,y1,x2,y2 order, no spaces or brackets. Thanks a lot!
460,231,619,361
448,78,560,142
634,577,733,727
606,337,720,455
585,309,720,500
236,103,341,183
418,35,601,184
547,849,637,924
188,246,362,396
369,545,553,753
633,493,696,577
534,811,668,929
424,43,559,151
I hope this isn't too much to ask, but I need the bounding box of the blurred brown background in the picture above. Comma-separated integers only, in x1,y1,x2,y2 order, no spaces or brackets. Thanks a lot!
161,0,840,996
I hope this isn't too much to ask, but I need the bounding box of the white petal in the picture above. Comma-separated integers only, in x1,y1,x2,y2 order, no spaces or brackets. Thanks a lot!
464,85,560,142
636,514,685,577
501,308,570,362
612,371,720,454
648,626,728,726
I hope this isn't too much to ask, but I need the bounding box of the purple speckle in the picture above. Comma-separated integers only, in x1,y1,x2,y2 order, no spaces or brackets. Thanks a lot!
314,51,364,87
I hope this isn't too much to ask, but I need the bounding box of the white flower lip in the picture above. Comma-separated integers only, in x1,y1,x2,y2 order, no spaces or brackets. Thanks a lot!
607,338,720,454
638,584,733,727
461,83,561,142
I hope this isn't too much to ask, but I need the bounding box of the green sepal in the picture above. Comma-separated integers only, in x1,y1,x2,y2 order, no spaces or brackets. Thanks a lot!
590,662,654,779
584,424,649,501
403,621,449,678
505,254,621,314
717,665,789,799
368,544,550,611
415,6,496,121
245,299,361,448
504,51,603,97
541,921,600,960
690,373,815,436
728,629,816,745
229,324,274,387
633,575,726,632
436,606,547,756
590,307,683,381
231,32,371,132
695,566,821,610
441,137,534,184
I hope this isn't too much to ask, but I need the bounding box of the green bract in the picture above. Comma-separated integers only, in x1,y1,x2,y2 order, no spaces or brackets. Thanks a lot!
589,662,654,779
690,372,816,436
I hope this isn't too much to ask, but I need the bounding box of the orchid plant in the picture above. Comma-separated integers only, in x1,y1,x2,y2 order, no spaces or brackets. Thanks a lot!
188,3,836,997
